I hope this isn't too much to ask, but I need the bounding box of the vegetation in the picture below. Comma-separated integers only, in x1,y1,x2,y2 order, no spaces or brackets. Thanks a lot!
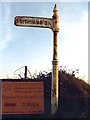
31,66,90,118
2,66,90,118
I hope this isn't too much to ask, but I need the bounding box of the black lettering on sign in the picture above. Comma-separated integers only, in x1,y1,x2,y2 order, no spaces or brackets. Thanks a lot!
27,20,32,24
16,18,19,23
40,20,43,25
36,19,39,24
32,19,35,24
20,19,24,24
5,102,16,107
44,21,47,25
24,19,28,24
48,21,51,26
27,102,39,107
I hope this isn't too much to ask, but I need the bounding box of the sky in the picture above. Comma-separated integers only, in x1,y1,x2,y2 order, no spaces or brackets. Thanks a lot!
0,1,89,83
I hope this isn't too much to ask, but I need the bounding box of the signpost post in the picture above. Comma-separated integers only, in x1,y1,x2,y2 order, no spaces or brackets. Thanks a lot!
51,4,59,114
14,4,60,115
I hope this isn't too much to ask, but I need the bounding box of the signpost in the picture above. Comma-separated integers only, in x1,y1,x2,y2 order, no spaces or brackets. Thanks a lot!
14,16,53,30
14,4,60,115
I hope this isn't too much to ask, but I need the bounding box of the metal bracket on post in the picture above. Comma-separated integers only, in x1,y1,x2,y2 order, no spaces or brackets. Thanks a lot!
51,4,59,114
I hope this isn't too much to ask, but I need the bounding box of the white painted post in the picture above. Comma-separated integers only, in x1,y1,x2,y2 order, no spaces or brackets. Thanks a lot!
51,4,59,114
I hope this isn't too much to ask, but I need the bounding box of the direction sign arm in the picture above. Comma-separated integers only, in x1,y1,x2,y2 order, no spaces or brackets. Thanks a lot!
14,16,54,30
